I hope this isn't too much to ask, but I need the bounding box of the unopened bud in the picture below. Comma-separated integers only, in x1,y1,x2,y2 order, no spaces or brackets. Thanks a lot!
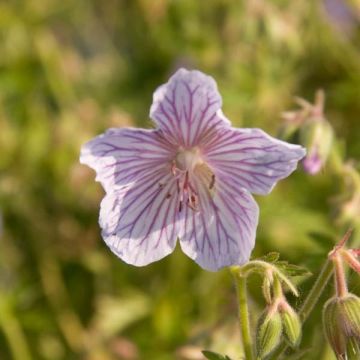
280,302,302,347
300,119,333,175
323,295,360,359
257,308,282,358
341,294,360,339
323,297,347,358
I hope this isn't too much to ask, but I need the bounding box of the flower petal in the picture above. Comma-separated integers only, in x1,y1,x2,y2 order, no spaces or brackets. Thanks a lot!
203,128,306,195
80,128,174,192
178,171,259,271
99,169,182,266
150,68,230,147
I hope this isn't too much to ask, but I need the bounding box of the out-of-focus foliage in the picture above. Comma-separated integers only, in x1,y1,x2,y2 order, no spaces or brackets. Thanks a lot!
0,0,359,359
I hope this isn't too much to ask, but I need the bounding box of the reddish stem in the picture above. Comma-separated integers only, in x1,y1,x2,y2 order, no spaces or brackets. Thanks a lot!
333,255,348,298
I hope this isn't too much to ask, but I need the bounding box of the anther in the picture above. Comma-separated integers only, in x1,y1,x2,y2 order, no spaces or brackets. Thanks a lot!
209,174,215,190
171,160,177,175
184,171,189,190
187,199,197,211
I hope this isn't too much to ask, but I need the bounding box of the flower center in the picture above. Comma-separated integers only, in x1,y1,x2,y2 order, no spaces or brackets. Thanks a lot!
168,147,215,213
175,147,203,171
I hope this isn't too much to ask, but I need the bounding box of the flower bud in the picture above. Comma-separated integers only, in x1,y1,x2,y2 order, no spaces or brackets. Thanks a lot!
341,294,360,340
323,295,360,359
323,297,347,358
280,303,302,347
256,309,282,358
300,118,333,175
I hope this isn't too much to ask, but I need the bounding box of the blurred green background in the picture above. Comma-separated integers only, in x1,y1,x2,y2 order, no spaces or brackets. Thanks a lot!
0,0,359,359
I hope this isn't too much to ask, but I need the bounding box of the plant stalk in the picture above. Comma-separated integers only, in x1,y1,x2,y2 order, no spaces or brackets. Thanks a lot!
299,259,333,321
232,269,255,360
333,255,348,298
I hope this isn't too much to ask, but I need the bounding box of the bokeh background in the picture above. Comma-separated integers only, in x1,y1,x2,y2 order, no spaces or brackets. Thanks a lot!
0,0,360,359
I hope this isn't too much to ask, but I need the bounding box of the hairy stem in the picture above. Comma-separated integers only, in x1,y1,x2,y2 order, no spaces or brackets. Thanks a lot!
333,255,348,298
299,259,333,320
231,269,255,360
273,276,284,300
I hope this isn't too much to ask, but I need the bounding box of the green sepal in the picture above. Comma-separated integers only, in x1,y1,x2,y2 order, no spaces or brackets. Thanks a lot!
257,252,280,263
275,261,312,277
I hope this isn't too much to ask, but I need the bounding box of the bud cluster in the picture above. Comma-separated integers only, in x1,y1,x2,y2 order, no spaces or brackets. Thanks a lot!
257,276,302,359
323,230,360,359
232,256,306,360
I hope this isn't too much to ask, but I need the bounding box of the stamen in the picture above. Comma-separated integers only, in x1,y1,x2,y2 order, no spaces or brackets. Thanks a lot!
184,171,189,190
187,199,197,211
187,194,198,211
170,147,212,213
209,174,215,190
171,160,177,176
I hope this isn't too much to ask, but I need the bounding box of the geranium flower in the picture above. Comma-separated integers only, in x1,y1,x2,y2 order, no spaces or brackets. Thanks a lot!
80,69,305,271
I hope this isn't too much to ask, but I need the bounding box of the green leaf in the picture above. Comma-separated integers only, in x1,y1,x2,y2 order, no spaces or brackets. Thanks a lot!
275,262,312,277
257,252,280,263
202,350,233,360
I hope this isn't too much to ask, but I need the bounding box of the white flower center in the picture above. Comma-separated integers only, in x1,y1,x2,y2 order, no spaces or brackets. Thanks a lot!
168,147,215,213
175,147,203,171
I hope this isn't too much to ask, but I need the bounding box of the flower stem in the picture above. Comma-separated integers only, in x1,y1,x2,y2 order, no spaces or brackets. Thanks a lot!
231,269,255,360
299,259,333,320
333,255,348,298
273,276,283,300
269,260,334,359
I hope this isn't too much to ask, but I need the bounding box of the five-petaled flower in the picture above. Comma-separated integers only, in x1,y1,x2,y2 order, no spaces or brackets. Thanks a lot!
80,69,306,271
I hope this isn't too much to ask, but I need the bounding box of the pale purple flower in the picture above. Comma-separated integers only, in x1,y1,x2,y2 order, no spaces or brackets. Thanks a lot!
80,69,305,271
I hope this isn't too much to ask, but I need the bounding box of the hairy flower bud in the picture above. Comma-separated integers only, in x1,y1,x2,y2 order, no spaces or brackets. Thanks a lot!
300,118,333,175
323,297,347,358
280,303,302,347
257,309,282,358
323,295,360,359
341,294,360,340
